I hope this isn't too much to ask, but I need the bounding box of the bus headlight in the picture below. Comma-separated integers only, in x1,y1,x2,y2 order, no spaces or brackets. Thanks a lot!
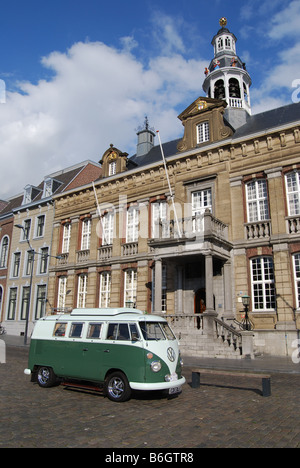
150,361,162,372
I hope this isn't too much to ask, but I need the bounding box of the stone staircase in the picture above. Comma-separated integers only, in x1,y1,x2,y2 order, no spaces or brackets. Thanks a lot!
166,313,254,359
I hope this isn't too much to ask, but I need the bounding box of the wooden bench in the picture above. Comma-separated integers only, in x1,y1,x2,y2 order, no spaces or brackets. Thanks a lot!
191,368,271,397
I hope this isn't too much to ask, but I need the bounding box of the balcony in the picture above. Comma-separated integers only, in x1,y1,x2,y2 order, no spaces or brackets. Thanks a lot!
149,210,229,249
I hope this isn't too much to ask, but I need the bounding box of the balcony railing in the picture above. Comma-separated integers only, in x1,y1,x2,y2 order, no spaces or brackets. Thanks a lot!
245,220,271,240
151,210,228,243
98,245,113,261
286,216,300,234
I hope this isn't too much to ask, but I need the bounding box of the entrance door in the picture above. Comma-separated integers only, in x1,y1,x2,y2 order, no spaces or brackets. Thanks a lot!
194,289,206,329
194,289,206,314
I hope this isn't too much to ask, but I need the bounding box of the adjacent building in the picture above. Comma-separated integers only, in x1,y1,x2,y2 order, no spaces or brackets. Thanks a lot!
0,161,101,337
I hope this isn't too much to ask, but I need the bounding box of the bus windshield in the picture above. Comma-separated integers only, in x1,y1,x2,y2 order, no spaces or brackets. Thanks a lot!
139,321,176,341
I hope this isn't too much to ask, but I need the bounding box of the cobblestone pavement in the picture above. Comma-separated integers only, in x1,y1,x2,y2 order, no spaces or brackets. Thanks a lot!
0,346,300,449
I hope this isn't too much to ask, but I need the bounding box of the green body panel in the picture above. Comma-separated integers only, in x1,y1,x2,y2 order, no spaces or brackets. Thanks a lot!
28,338,176,385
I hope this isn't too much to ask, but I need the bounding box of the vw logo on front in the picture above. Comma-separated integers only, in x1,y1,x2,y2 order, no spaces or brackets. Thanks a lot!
167,347,176,362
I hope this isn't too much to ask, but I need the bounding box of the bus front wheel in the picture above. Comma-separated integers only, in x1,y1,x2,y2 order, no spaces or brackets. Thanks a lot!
104,371,131,402
37,366,58,388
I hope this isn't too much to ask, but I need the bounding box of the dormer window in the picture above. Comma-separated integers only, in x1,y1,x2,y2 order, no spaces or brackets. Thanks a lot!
197,121,210,144
22,185,42,205
43,177,62,198
109,161,117,176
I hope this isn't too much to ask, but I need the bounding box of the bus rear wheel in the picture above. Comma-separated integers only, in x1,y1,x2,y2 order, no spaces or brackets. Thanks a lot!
37,366,58,388
104,371,131,402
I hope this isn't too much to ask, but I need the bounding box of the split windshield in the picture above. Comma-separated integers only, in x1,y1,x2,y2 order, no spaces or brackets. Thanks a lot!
139,321,176,341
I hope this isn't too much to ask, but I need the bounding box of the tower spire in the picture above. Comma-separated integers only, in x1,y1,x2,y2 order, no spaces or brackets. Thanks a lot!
203,18,252,128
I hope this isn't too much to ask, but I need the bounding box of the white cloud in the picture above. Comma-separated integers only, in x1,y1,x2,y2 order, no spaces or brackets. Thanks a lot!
0,39,206,199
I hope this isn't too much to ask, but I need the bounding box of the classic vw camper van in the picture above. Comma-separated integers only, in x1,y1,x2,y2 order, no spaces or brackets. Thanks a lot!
24,308,185,402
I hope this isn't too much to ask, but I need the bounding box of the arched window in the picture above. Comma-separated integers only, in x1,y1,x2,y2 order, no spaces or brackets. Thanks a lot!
214,79,225,99
0,236,9,268
229,78,241,98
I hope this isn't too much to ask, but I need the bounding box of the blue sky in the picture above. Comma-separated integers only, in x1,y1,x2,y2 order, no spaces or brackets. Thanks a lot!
0,0,300,198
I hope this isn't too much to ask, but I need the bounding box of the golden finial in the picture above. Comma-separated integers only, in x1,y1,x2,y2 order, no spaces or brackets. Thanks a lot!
219,17,227,27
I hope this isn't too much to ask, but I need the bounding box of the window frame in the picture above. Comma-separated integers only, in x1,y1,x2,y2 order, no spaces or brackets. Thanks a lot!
196,121,210,144
285,171,300,217
250,257,276,311
246,179,270,223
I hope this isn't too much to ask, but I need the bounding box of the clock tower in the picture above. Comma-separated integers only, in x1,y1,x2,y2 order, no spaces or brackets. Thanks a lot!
203,18,252,129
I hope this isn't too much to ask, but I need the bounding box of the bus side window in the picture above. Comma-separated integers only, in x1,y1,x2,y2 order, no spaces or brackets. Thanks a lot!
87,323,102,339
106,323,118,340
53,323,67,337
117,323,130,341
69,323,84,338
129,323,140,341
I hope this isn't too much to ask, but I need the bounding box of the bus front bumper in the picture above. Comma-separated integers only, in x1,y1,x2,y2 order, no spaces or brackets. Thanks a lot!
129,376,186,392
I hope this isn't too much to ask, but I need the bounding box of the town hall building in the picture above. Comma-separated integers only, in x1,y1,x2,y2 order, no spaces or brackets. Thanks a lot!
2,19,300,358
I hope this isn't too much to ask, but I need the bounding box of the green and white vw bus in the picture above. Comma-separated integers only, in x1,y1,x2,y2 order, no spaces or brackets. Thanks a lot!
24,308,185,402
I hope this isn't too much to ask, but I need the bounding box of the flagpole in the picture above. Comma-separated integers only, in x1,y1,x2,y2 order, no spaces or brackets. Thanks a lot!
92,181,107,245
156,131,182,238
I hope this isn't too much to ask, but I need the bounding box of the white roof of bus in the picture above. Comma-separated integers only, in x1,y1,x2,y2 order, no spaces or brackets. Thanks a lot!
39,308,167,322
70,307,144,316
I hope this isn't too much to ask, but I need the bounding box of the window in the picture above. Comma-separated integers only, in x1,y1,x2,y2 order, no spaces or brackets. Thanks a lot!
53,322,67,337
62,223,71,253
124,269,137,307
192,189,212,232
81,218,91,250
126,207,139,243
197,122,210,144
35,285,47,319
7,287,17,320
12,252,21,277
25,250,34,276
293,254,300,309
69,323,84,338
20,286,30,320
99,272,111,308
102,212,114,246
87,323,103,339
285,172,300,216
57,276,67,310
36,215,45,237
77,274,88,308
109,161,117,176
22,220,31,241
225,36,231,49
246,180,269,222
251,257,276,311
106,323,139,341
139,322,175,341
152,201,169,238
152,265,167,312
39,247,49,274
0,236,9,268
217,37,223,51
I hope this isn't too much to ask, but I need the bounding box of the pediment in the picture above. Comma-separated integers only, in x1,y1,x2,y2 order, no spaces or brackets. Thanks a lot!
178,97,227,122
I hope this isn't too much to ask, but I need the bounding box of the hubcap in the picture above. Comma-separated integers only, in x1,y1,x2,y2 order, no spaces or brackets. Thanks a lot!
38,367,50,385
108,377,124,399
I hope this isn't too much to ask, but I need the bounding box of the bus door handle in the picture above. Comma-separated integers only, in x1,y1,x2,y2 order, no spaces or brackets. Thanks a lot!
83,348,88,352
104,349,110,353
